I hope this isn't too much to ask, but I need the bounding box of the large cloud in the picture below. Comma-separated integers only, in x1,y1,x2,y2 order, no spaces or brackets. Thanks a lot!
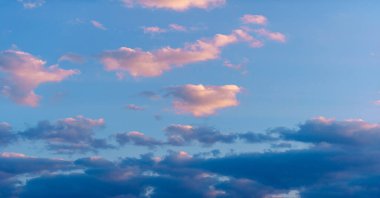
0,50,78,106
166,84,241,117
100,29,261,78
19,115,113,154
122,0,226,11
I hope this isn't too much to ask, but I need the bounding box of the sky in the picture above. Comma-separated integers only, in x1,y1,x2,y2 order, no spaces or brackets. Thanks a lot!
1,0,380,197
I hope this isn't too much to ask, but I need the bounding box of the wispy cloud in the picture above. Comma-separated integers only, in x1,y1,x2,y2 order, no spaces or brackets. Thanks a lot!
91,20,107,30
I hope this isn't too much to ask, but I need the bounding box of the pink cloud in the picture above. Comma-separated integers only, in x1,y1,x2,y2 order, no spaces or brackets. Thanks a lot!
255,28,286,43
169,24,187,32
100,29,260,77
122,0,226,11
0,50,79,106
167,84,242,117
241,14,267,25
91,20,107,30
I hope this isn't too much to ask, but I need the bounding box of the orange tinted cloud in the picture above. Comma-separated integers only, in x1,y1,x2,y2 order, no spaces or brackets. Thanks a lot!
167,84,242,117
241,14,267,25
100,29,259,77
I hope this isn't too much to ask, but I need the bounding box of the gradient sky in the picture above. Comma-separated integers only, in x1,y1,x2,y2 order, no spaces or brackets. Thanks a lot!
1,0,380,197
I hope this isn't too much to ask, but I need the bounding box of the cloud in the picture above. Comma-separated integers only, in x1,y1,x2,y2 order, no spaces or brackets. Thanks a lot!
121,0,226,11
100,29,262,77
275,116,380,147
143,26,167,34
143,24,188,34
4,117,380,197
0,122,17,146
166,84,241,117
116,131,163,148
0,50,79,106
17,0,45,9
241,14,267,25
19,115,113,154
254,28,286,43
91,20,107,30
165,124,237,146
126,104,145,111
58,53,85,64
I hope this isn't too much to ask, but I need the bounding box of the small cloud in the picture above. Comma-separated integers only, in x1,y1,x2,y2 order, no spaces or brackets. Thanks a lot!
166,84,242,117
17,0,45,9
91,20,107,30
254,28,286,43
241,14,267,25
59,53,85,64
169,24,187,32
126,104,145,111
143,26,166,34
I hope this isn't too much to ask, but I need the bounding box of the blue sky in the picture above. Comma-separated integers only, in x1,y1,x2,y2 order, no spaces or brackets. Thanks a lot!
1,0,380,197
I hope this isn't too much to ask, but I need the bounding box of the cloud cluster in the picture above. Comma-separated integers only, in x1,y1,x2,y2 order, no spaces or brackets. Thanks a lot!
0,50,78,106
122,0,226,11
19,115,112,154
166,84,242,117
2,117,380,197
143,24,188,34
17,0,45,9
0,122,17,146
100,29,263,78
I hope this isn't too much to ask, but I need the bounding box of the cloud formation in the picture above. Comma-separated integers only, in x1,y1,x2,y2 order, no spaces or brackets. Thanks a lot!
0,50,78,106
241,14,267,25
0,122,17,146
143,24,188,34
100,29,262,77
19,115,112,154
122,0,226,11
17,0,45,9
166,84,241,117
91,20,107,30
165,124,236,146
116,131,163,148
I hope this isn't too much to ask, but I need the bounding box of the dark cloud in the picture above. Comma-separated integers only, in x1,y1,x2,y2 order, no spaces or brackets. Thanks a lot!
165,125,237,146
19,116,113,154
0,122,17,146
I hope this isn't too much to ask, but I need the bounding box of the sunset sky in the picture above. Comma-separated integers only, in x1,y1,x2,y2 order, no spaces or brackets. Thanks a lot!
1,0,380,197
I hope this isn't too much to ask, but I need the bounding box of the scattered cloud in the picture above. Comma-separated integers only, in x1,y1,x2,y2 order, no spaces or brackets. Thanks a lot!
126,104,145,111
143,26,167,34
90,20,107,30
241,14,267,25
165,124,236,146
121,0,226,11
19,115,113,154
0,122,17,147
143,24,188,34
58,53,85,64
166,84,242,117
254,28,286,43
17,0,45,9
100,29,263,77
116,131,163,148
0,50,79,106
